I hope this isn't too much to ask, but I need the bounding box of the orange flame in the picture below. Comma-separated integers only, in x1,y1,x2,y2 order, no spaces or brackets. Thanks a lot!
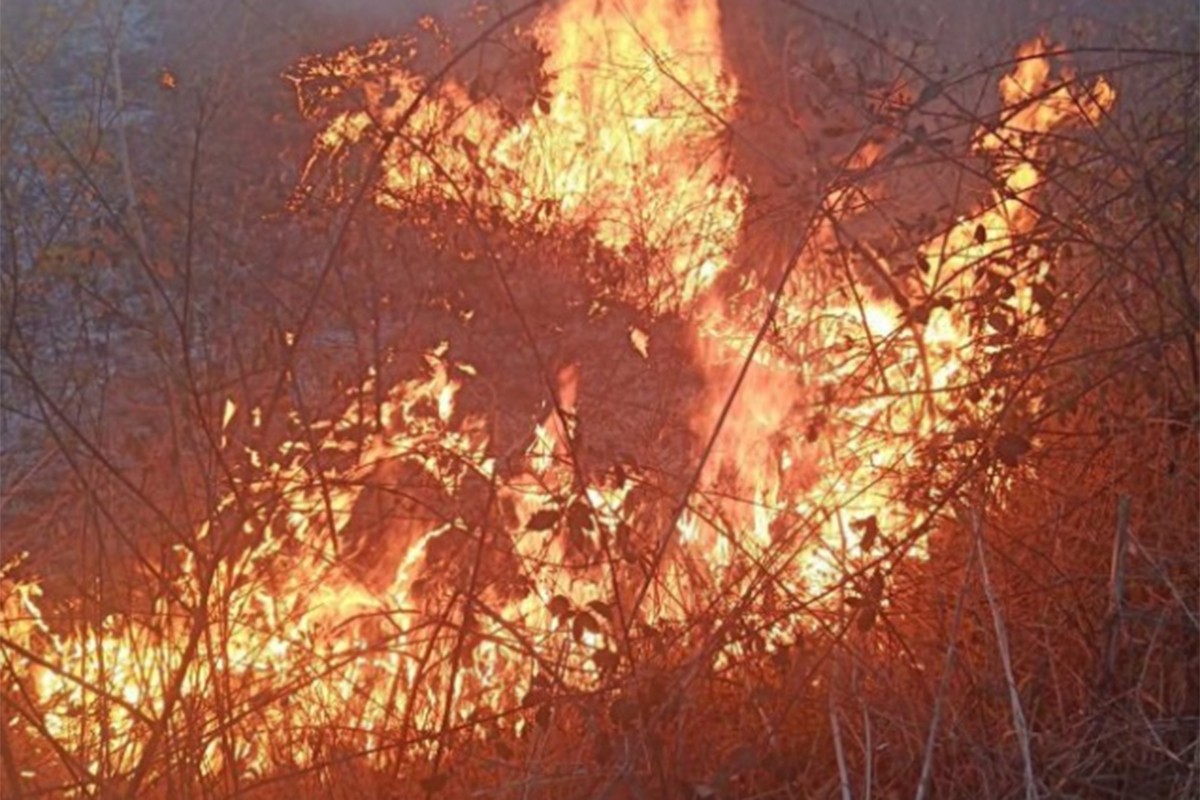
2,18,1116,793
291,0,744,311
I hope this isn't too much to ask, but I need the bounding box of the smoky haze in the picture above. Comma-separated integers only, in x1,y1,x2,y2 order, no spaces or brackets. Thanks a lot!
294,0,475,38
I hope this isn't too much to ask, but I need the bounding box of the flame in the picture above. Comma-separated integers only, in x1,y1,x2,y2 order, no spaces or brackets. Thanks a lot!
680,35,1115,602
290,0,743,312
3,353,496,783
2,16,1116,793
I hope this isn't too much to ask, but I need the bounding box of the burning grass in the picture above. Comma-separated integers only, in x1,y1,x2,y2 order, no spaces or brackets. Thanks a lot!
1,1,1196,797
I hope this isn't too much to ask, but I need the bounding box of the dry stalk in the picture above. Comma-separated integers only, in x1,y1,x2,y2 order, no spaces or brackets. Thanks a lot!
1103,495,1132,688
829,688,853,800
859,694,873,800
972,508,1038,800
916,532,977,800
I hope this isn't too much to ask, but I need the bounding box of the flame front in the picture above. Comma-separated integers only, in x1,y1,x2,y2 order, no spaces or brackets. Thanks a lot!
2,7,1116,792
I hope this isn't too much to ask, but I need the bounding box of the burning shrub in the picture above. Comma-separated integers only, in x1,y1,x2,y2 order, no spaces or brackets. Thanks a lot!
1,0,1195,797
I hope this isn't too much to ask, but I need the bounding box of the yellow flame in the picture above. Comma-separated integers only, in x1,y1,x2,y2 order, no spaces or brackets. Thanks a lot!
292,0,743,311
1,23,1116,792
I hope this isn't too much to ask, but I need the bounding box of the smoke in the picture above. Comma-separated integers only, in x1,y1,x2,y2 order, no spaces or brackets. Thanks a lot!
295,0,478,38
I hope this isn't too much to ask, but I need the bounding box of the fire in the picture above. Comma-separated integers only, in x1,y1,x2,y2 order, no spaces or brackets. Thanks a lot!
2,6,1116,792
3,351,495,785
682,36,1114,603
290,0,743,312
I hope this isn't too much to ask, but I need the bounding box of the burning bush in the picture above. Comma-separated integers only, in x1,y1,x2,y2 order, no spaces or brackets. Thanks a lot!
1,0,1195,797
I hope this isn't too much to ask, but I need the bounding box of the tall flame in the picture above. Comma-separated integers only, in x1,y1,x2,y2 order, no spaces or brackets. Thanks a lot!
2,13,1116,793
292,0,744,311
